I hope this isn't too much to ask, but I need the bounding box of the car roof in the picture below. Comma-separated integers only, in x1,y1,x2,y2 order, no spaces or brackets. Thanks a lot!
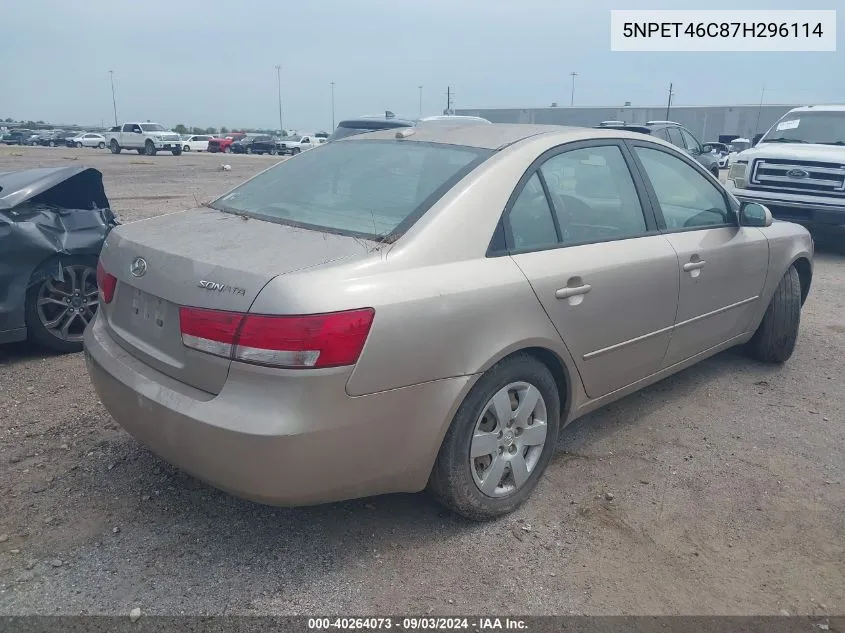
340,123,656,151
787,105,845,113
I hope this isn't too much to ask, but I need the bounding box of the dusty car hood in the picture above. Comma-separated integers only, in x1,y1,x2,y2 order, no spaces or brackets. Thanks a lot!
0,166,110,211
737,143,845,163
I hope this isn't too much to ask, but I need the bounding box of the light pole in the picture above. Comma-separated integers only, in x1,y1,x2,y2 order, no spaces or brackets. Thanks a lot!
418,85,423,117
754,84,766,138
330,81,335,130
665,82,675,120
569,72,578,107
108,70,118,126
275,64,284,135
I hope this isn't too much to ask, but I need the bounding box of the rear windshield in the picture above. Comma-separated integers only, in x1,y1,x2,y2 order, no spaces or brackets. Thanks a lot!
329,121,412,141
211,139,491,241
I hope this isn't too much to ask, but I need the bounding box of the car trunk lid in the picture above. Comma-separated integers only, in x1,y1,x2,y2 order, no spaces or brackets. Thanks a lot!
98,207,372,394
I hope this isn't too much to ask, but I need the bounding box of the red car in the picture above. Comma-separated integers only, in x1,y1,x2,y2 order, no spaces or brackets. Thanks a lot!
207,132,247,153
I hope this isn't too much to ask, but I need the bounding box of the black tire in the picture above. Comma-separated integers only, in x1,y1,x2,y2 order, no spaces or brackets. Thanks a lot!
172,147,182,156
710,166,720,178
24,255,99,354
50,141,57,147
428,353,560,521
292,147,301,155
75,141,82,148
748,266,801,363
183,145,191,152
269,147,277,156
97,141,105,149
144,140,156,156
110,139,121,154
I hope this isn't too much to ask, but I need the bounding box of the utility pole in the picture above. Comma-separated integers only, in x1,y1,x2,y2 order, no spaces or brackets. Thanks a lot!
446,86,452,114
665,82,674,120
330,81,336,129
275,64,284,135
569,72,578,107
754,84,766,138
108,70,118,126
418,85,423,117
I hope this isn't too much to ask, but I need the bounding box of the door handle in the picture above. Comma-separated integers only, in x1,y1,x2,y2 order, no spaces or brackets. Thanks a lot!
555,284,592,300
683,260,706,272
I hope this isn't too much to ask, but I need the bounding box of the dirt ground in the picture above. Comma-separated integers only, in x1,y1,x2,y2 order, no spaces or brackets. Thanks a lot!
0,146,843,616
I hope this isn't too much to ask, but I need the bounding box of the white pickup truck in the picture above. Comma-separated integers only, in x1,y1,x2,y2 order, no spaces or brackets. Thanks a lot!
276,134,324,155
726,105,845,237
107,122,183,156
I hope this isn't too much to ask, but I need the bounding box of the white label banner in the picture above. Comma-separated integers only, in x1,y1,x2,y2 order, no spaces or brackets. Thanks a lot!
610,10,836,52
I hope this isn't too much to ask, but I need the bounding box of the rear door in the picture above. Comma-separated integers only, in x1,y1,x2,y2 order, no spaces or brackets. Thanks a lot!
504,141,680,399
629,142,769,367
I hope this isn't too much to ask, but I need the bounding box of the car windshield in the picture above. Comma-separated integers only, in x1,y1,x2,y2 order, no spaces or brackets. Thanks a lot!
210,139,491,241
330,121,410,141
139,124,167,132
760,111,845,145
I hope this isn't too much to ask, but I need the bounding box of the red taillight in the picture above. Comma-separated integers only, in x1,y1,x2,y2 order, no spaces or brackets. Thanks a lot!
178,307,375,369
96,260,117,304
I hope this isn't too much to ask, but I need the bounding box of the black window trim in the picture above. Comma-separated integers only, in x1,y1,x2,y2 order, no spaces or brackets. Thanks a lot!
487,139,661,257
624,139,739,234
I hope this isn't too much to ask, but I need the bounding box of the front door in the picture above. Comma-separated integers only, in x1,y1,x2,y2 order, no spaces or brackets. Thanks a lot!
630,143,769,367
504,142,680,399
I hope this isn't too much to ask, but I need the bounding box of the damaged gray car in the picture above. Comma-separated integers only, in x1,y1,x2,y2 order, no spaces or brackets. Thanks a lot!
0,166,117,352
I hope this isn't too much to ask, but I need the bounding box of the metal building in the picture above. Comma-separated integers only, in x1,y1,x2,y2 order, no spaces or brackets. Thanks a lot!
454,104,815,143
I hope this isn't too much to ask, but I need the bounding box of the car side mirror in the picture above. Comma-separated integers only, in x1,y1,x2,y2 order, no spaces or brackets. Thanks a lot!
740,202,773,227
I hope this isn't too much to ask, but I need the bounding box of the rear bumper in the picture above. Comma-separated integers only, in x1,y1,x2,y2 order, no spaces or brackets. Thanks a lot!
730,187,845,234
84,315,472,506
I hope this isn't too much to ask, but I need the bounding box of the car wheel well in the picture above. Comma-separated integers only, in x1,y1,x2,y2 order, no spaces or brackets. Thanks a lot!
793,257,811,305
506,346,570,421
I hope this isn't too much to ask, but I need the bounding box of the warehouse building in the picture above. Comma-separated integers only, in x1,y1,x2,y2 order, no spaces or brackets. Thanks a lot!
454,104,809,143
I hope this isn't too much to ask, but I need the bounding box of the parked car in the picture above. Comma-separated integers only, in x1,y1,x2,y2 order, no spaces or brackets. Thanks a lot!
22,132,42,146
181,135,212,152
207,133,246,154
230,135,278,155
36,130,68,147
106,123,183,156
276,134,321,154
2,130,33,145
328,116,416,141
87,123,812,520
0,166,117,352
69,132,107,149
594,121,721,177
726,105,845,236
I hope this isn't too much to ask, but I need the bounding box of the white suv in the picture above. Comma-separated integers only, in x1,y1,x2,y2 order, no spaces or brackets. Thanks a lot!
726,105,845,237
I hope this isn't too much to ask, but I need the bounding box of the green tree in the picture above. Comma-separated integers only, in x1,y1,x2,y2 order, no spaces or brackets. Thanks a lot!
204,127,217,135
4,117,12,123
173,123,188,135
220,126,229,134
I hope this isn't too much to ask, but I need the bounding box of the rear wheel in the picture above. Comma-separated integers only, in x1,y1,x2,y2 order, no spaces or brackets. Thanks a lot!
110,139,121,154
25,256,99,354
97,141,105,149
75,141,82,148
748,266,801,363
428,354,560,520
145,140,156,156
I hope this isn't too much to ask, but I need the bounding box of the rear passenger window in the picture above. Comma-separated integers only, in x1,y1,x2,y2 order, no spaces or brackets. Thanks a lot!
539,146,648,245
507,173,558,251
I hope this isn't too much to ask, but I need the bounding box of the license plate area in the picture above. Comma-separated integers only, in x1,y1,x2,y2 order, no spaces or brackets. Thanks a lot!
129,287,168,336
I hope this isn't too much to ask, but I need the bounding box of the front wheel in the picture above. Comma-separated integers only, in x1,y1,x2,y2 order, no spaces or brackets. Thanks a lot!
269,147,277,155
748,266,801,363
172,147,182,156
292,147,301,155
75,142,82,148
428,354,560,520
110,140,121,154
145,140,156,156
183,145,191,152
24,256,100,354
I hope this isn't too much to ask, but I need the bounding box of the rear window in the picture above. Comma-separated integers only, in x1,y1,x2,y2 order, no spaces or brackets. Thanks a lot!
211,139,491,241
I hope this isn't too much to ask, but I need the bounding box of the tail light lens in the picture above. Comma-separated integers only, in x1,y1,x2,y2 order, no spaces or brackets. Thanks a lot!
178,307,375,369
96,260,117,304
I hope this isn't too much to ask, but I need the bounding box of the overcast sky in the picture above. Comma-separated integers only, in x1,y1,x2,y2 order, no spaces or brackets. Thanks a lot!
1,0,841,132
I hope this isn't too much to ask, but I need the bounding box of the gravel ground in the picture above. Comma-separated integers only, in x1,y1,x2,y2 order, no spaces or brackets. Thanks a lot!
0,146,843,616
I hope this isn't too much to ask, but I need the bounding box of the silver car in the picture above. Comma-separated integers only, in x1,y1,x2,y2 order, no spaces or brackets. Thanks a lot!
85,124,813,520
